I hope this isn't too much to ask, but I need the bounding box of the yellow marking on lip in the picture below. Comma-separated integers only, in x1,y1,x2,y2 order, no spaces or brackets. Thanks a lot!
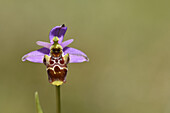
52,81,63,86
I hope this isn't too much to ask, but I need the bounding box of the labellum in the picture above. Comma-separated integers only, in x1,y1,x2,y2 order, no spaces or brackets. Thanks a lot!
43,37,69,86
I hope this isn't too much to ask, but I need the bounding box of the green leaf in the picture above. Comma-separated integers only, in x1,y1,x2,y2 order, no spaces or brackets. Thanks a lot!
35,92,43,113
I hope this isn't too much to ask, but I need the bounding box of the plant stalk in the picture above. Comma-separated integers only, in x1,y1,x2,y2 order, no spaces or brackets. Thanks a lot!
56,86,61,113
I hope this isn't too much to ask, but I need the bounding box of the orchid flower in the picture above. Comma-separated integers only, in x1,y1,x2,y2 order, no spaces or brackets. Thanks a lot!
22,24,89,86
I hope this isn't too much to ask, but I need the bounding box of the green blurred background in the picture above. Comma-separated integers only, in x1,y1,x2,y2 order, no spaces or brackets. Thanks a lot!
1,0,170,113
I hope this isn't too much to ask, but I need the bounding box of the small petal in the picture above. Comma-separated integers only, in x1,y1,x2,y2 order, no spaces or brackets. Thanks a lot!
60,39,74,48
63,47,89,63
49,24,67,44
36,41,52,49
22,48,50,63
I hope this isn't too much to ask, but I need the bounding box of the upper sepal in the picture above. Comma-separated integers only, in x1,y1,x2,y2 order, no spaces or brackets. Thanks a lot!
49,24,67,44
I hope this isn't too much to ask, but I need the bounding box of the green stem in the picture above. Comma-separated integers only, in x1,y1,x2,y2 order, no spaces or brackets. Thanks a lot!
56,86,61,113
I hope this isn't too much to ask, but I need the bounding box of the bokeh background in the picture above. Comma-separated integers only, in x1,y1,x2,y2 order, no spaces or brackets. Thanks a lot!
1,0,170,113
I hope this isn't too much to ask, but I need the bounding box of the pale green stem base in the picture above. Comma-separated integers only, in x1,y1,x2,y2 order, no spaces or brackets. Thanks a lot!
56,86,61,113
